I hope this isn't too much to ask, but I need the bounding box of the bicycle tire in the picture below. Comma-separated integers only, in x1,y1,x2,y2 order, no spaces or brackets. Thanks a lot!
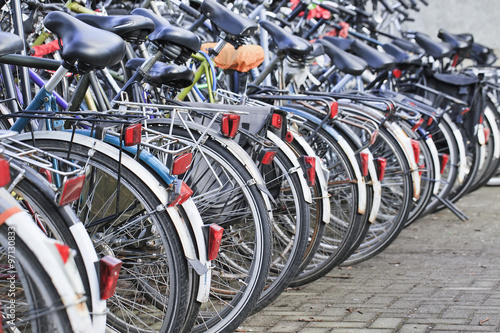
16,132,190,333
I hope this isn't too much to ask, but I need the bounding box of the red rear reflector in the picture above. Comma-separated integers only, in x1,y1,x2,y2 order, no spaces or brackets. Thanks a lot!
172,152,193,175
260,150,277,165
427,117,434,126
329,101,338,119
285,131,294,142
271,113,282,129
221,114,240,138
484,128,491,144
302,156,316,186
360,152,369,177
410,139,420,164
460,107,470,115
124,124,142,146
99,255,122,300
208,224,224,261
392,68,402,78
440,153,449,174
412,118,424,131
0,157,10,187
168,180,193,207
376,157,387,181
59,174,86,206
55,243,70,264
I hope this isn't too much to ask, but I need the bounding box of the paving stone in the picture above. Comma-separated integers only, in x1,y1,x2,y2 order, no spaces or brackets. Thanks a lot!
242,187,500,332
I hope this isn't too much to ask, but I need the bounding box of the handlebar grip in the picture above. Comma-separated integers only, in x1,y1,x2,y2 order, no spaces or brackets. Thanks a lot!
179,2,201,19
398,0,410,9
420,0,429,5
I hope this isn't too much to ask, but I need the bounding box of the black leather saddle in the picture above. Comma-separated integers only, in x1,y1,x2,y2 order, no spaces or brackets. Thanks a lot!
44,11,125,68
315,39,367,76
126,58,194,89
414,32,453,59
324,36,396,71
75,14,154,43
131,8,201,54
201,0,258,39
260,20,313,58
0,32,24,57
437,29,472,51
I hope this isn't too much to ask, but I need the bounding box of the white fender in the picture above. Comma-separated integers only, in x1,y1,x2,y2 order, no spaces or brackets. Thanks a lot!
267,131,313,204
484,106,500,159
425,137,441,195
289,130,331,223
365,149,382,223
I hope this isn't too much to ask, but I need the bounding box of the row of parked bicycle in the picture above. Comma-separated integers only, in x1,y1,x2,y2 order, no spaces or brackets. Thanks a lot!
1,0,499,331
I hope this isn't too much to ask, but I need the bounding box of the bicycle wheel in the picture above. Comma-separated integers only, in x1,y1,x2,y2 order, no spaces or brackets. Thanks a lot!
15,131,190,333
342,125,413,265
0,195,79,332
288,119,365,286
422,117,460,215
253,148,310,312
147,123,272,333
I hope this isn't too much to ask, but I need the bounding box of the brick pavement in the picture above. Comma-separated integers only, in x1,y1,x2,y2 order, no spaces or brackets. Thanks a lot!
241,186,500,332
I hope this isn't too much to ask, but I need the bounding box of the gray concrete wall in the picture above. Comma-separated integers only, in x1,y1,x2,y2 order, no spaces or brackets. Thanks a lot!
407,0,500,60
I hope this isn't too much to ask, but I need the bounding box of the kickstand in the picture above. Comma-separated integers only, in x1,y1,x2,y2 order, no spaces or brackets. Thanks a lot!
434,195,469,221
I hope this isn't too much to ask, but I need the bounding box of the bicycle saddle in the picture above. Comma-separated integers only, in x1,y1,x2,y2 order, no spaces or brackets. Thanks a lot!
349,39,396,71
43,11,125,68
437,29,471,51
126,58,194,89
131,8,201,54
260,20,312,57
0,32,24,57
201,0,258,38
382,43,421,65
414,32,453,59
321,36,353,51
315,39,368,76
391,37,424,54
75,14,154,43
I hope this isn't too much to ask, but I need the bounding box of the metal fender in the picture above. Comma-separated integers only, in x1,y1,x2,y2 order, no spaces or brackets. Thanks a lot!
484,106,500,158
289,130,331,223
146,119,274,220
287,109,367,214
442,114,467,184
425,137,441,195
388,124,421,200
365,149,381,223
14,131,208,288
267,131,313,204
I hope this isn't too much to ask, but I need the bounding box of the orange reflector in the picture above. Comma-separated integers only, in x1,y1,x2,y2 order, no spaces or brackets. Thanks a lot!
271,113,282,130
360,152,369,177
168,180,193,207
172,152,193,175
329,101,338,119
221,114,240,138
55,243,71,264
376,157,387,181
412,118,424,131
208,224,224,260
99,255,122,300
410,139,420,164
439,153,449,174
0,158,10,188
124,124,142,146
59,174,86,206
